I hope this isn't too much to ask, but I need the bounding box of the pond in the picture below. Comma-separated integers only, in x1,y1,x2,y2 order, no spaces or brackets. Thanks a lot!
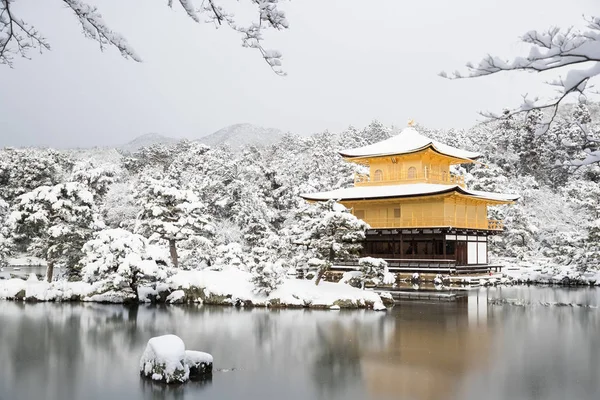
0,286,599,400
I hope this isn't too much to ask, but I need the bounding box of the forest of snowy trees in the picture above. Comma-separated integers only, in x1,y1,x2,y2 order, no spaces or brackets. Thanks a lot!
1,102,600,295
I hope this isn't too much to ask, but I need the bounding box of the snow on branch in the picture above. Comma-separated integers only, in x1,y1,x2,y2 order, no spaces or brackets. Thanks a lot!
201,0,289,76
1,0,289,74
62,0,142,61
441,15,600,134
0,0,51,67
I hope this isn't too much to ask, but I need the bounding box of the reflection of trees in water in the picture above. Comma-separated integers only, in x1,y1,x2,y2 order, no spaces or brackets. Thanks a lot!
311,322,362,398
0,302,388,400
308,313,392,400
1,303,84,400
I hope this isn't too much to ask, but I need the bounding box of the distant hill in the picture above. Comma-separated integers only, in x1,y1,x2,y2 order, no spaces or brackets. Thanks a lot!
120,133,179,153
198,123,284,150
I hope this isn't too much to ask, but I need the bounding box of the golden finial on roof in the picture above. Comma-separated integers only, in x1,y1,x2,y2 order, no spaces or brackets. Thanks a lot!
407,118,415,127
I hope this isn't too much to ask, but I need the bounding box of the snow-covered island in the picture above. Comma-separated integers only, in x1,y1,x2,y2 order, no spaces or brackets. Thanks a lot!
140,334,213,384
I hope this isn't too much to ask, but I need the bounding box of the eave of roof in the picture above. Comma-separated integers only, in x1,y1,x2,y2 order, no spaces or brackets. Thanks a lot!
300,184,519,203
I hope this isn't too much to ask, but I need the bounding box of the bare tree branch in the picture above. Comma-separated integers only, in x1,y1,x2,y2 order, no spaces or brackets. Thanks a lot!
0,0,51,67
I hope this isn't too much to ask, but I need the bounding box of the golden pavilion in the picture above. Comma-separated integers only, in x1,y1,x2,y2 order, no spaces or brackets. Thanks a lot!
301,124,518,273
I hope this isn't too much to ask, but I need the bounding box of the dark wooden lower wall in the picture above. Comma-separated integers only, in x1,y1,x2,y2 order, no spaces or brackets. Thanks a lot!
362,228,492,267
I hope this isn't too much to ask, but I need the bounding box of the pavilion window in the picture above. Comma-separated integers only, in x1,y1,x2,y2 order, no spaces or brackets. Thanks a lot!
354,210,365,219
445,241,456,255
394,208,401,218
374,169,383,181
407,167,416,179
442,170,448,182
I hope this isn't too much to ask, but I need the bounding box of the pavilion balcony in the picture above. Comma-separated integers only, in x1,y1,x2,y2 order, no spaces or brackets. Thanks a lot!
354,171,466,187
363,217,503,231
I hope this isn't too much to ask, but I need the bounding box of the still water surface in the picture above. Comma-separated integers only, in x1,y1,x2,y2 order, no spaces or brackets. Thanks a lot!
0,286,599,400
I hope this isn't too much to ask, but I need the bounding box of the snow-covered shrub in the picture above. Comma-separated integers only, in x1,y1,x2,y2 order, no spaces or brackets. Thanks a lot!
213,243,247,270
70,161,117,200
251,260,285,295
80,228,172,300
177,236,214,270
358,257,388,288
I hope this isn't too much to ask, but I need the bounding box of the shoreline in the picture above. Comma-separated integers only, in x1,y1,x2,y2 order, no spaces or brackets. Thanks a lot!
0,267,392,310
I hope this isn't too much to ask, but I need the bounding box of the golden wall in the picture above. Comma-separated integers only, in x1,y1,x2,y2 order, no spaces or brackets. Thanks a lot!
343,193,497,230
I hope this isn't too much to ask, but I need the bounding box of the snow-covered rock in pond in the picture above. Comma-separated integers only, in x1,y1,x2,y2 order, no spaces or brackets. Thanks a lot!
184,350,213,379
140,335,189,384
411,273,420,282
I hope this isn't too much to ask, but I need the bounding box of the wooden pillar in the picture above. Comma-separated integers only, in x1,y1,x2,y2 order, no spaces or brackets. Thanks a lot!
400,233,403,257
443,234,446,258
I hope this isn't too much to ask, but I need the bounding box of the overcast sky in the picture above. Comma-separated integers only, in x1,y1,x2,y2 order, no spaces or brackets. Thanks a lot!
0,0,597,148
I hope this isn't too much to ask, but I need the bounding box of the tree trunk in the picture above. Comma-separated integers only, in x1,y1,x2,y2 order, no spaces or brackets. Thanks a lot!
315,268,325,286
169,239,178,268
46,261,54,283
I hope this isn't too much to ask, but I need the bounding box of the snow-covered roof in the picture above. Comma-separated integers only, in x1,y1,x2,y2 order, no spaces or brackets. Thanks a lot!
300,183,519,203
339,127,481,161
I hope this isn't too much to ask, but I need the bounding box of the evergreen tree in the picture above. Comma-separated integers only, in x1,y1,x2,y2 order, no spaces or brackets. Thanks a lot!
0,148,73,204
516,109,543,176
135,176,213,268
80,228,172,301
288,200,368,285
8,182,102,281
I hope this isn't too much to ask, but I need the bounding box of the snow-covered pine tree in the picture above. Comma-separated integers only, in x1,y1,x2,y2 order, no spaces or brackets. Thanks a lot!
516,109,543,177
582,220,600,272
70,161,117,201
135,176,213,268
8,182,102,281
0,199,10,267
80,228,172,301
361,120,392,144
358,257,388,289
0,148,73,204
291,200,368,285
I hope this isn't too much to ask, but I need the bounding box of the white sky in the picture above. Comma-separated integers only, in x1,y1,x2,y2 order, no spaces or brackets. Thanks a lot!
0,0,597,148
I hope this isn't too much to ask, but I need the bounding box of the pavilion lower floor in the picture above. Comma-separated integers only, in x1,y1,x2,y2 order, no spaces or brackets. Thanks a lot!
341,227,501,274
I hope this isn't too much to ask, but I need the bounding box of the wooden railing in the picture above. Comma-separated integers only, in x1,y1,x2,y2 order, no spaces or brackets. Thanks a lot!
362,217,504,231
354,170,465,187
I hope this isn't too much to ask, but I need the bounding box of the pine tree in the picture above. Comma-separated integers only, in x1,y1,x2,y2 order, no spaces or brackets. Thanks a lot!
135,176,213,268
582,220,600,272
289,200,368,285
516,109,543,176
8,182,102,281
80,228,172,301
358,257,388,288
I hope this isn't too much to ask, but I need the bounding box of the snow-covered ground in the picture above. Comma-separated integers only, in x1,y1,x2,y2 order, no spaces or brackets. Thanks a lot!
497,257,600,285
0,267,387,310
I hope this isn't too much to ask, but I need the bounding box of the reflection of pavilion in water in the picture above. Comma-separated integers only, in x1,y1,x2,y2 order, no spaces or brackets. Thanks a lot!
362,292,492,400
